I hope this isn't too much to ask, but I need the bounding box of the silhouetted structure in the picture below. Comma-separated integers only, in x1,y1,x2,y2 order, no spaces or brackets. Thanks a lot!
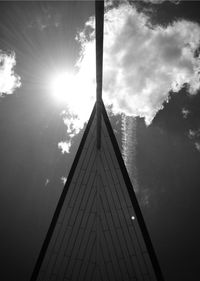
30,1,164,280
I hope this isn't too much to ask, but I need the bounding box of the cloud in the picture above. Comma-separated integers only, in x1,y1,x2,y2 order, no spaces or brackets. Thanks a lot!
0,51,21,96
188,128,200,152
59,2,200,157
182,108,190,119
142,0,181,4
28,7,61,31
61,176,67,185
61,110,87,138
188,128,200,139
58,141,71,154
122,115,139,192
78,3,200,125
106,0,181,8
45,179,50,186
58,108,94,154
195,142,200,152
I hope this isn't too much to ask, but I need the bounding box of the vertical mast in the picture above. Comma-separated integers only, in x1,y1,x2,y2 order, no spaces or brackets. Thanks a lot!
95,0,104,149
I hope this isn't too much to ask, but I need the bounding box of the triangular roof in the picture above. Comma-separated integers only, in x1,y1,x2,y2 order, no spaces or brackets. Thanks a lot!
30,1,164,280
30,100,164,281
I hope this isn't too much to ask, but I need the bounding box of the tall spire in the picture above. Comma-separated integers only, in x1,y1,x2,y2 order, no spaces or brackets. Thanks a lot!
30,1,165,280
95,0,104,149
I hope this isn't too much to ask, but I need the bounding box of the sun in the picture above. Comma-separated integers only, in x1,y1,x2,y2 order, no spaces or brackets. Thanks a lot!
50,71,76,105
48,70,95,121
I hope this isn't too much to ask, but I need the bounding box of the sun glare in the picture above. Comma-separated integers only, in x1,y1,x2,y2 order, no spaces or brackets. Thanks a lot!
50,72,76,104
49,70,95,123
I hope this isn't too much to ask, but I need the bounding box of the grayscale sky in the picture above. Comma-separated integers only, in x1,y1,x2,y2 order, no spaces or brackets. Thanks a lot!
0,1,200,280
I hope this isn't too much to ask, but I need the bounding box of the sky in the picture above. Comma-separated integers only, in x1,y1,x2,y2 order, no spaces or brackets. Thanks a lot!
0,1,200,280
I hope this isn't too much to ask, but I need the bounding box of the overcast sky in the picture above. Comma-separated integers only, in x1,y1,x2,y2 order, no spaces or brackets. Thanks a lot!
0,1,200,281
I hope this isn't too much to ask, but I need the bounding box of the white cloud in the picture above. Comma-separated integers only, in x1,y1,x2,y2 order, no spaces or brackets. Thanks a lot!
182,108,190,119
195,142,200,152
122,115,139,192
59,2,200,156
58,110,92,153
61,176,67,185
78,3,200,125
106,0,181,7
0,51,21,96
58,141,71,154
188,129,200,152
61,110,85,138
188,128,200,139
45,179,50,186
142,0,181,4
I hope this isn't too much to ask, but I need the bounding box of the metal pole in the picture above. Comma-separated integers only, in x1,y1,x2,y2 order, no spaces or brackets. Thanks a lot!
95,0,104,149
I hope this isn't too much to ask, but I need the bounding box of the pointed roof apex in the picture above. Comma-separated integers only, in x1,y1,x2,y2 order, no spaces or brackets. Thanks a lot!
30,100,164,281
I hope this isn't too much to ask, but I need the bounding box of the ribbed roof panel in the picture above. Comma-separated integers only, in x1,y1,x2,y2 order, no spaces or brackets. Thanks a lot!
32,103,161,281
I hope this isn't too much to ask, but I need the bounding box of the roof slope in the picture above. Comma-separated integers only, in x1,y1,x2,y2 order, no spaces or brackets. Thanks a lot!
31,101,163,281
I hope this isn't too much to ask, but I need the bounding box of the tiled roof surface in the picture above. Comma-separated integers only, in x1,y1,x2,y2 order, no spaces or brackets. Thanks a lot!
32,103,161,281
